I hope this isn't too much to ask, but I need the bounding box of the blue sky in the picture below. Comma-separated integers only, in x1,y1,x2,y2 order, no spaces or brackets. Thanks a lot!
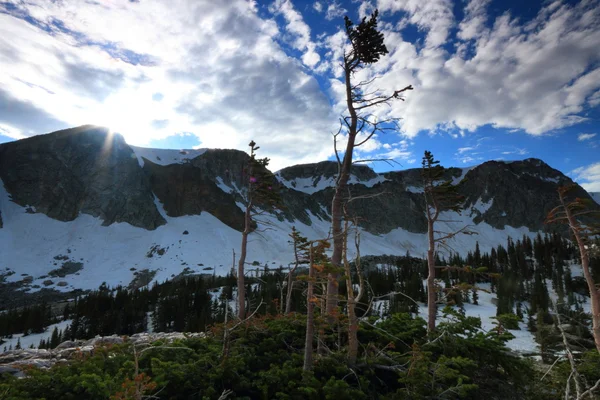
0,0,599,191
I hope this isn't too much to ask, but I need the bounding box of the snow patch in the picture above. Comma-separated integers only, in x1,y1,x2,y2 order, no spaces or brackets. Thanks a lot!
452,167,474,185
277,173,388,194
1,320,72,353
130,146,208,168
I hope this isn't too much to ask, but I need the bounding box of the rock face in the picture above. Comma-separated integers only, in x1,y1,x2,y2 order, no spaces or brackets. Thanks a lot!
1,126,597,237
278,161,378,184
0,332,206,377
0,126,165,230
458,159,581,231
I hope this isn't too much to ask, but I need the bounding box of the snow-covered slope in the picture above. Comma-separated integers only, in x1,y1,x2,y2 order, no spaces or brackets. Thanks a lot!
130,146,208,167
0,178,537,293
276,173,388,194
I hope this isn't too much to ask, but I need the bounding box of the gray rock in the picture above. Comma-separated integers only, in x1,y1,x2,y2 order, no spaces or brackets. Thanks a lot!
0,125,165,230
55,340,83,350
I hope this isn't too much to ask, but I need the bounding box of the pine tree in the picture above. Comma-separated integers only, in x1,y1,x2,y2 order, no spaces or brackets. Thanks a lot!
50,327,59,348
546,184,600,352
421,150,474,332
327,9,412,316
237,141,281,319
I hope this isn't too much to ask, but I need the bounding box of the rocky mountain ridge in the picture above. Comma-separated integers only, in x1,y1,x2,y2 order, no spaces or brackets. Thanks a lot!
0,125,597,293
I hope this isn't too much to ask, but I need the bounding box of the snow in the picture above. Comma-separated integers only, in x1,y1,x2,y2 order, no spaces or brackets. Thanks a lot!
276,173,388,194
130,146,208,168
452,167,474,185
372,283,538,354
470,197,494,215
0,176,542,294
215,177,233,194
1,320,72,352
405,185,424,193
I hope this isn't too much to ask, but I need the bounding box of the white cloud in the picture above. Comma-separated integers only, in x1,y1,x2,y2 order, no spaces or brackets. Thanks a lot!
377,0,455,48
457,146,475,154
325,2,347,21
500,148,529,156
457,0,491,41
270,0,321,68
578,133,597,141
2,0,600,172
342,0,600,139
358,1,375,19
0,0,337,170
571,162,600,192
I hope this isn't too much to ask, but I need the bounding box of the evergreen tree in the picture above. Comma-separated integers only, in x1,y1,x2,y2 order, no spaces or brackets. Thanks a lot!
422,150,473,332
326,9,412,315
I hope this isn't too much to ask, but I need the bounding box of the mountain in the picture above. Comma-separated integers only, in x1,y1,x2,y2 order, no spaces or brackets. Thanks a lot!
0,126,597,296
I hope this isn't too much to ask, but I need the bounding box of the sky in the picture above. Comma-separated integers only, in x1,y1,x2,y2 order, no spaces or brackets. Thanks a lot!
0,0,599,192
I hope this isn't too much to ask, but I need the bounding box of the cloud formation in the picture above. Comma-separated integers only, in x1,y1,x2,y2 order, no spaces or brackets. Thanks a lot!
571,163,600,192
0,0,335,170
578,133,597,141
1,0,599,172
346,0,600,138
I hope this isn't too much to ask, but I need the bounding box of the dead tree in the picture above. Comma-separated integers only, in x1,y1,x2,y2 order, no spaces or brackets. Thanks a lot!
546,185,600,353
421,150,474,333
286,227,309,314
237,141,280,319
303,239,331,372
342,214,365,365
327,9,413,316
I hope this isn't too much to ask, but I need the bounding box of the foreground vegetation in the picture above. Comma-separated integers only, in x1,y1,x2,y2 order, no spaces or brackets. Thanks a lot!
5,310,595,400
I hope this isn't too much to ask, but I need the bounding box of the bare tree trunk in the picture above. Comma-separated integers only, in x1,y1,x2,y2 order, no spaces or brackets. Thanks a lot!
237,203,251,320
561,193,600,353
285,237,300,315
327,63,358,317
303,246,315,372
343,219,359,365
222,300,230,359
427,217,436,333
285,271,295,315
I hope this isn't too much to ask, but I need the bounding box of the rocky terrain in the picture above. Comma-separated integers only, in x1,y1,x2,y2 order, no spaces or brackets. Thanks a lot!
0,125,597,297
0,332,206,378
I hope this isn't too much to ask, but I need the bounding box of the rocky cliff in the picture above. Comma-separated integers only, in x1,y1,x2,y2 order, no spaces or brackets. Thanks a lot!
2,126,594,237
1,126,597,294
0,126,165,230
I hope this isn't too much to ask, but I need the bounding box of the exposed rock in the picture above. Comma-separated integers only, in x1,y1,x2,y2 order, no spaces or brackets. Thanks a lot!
143,157,247,231
0,332,206,377
49,262,83,278
1,127,596,240
0,125,165,230
128,269,157,290
277,161,378,183
458,159,597,231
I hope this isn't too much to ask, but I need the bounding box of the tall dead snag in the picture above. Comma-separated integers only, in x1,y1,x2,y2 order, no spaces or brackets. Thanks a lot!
327,9,413,316
303,243,316,372
342,214,365,365
421,151,473,333
546,185,600,353
303,239,331,372
237,141,280,319
286,227,309,315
